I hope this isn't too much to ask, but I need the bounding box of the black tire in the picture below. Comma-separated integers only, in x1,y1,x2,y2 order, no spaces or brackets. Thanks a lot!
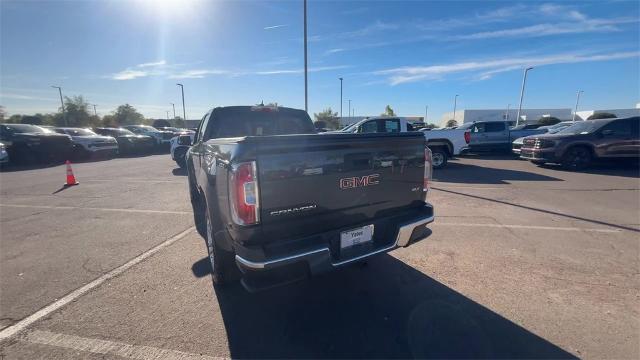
190,181,207,238
430,147,448,169
176,155,187,169
561,146,592,170
204,205,239,285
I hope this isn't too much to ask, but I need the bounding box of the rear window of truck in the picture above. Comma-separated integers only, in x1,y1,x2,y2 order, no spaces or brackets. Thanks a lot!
209,110,315,139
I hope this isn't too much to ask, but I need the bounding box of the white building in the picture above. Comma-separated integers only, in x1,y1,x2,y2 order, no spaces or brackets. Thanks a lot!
575,108,640,121
338,116,424,127
439,108,572,127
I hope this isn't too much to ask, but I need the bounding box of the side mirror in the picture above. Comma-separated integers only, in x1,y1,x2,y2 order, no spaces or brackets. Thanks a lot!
601,129,614,137
178,135,192,146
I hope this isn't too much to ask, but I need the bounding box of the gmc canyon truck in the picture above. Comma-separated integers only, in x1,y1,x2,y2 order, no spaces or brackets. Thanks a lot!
184,105,434,291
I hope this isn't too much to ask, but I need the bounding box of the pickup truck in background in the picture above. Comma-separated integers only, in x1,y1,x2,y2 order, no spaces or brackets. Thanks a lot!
333,116,470,169
463,121,547,153
184,105,434,291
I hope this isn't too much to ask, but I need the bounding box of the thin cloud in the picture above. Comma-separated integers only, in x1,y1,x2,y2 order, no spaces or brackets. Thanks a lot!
169,69,228,79
324,48,345,55
111,69,149,80
455,17,635,40
264,24,288,30
137,60,166,68
255,65,351,75
0,93,53,101
375,51,640,85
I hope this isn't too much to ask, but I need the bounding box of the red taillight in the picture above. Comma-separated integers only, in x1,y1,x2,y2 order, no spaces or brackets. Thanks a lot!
464,130,471,144
423,147,432,200
230,161,260,225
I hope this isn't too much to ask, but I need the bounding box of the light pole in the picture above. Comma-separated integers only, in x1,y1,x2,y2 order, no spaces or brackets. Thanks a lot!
166,111,170,121
51,85,67,126
516,67,533,126
92,104,97,117
573,90,584,122
453,95,459,123
170,103,176,119
348,99,351,119
303,0,308,112
339,77,343,118
425,105,428,123
176,84,186,121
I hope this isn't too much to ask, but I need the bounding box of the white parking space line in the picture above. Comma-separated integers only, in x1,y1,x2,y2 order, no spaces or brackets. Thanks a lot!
433,222,622,233
0,204,190,215
86,179,184,184
22,330,221,360
0,227,195,341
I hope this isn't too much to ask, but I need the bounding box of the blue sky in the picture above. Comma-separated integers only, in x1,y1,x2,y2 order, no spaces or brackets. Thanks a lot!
1,0,638,121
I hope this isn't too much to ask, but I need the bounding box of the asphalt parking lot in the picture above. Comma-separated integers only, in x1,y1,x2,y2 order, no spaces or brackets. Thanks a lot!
0,155,638,359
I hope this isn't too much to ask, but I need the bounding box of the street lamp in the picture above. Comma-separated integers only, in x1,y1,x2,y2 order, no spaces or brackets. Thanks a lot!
425,105,428,123
51,85,67,126
348,99,351,119
176,84,186,121
573,90,584,122
339,77,343,118
516,67,534,126
505,104,510,121
92,104,97,117
453,95,459,123
170,103,176,119
166,111,170,121
303,0,308,112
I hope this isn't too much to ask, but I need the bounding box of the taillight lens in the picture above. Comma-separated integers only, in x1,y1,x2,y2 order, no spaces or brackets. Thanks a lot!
423,147,432,200
230,161,260,225
464,130,471,144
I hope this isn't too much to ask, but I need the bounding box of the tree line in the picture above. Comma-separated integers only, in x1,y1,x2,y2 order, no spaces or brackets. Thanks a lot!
0,96,185,128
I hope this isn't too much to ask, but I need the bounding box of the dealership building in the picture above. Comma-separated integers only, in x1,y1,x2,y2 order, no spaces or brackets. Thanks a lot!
439,108,573,127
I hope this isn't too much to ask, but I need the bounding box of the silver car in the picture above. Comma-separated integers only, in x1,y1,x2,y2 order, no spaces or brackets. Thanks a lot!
54,128,119,159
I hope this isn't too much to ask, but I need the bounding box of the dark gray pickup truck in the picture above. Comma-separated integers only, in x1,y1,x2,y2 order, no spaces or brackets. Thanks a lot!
184,105,434,291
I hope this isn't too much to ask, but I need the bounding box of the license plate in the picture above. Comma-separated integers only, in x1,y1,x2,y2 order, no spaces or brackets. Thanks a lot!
340,225,374,249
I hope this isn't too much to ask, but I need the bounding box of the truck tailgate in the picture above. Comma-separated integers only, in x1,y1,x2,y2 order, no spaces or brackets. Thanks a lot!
254,133,426,241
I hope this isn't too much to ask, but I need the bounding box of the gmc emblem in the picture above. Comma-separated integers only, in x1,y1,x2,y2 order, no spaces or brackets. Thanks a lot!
340,174,380,189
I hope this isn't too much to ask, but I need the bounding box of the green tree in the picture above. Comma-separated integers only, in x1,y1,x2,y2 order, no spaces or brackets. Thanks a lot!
173,116,185,128
423,123,439,129
587,112,617,120
6,114,23,123
62,96,93,127
381,105,396,117
0,106,6,122
446,119,458,127
102,114,118,127
537,116,561,126
314,108,340,129
113,104,144,125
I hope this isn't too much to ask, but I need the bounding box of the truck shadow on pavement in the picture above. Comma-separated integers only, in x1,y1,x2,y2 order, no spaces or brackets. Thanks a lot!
434,162,563,184
192,255,575,359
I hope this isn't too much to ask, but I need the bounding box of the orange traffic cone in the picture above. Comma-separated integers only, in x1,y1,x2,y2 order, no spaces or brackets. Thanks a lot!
64,160,79,187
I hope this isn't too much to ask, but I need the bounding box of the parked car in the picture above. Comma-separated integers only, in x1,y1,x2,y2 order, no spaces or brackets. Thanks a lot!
330,117,469,169
520,117,640,169
512,122,574,155
93,127,155,155
185,105,434,291
0,142,9,166
465,121,547,152
170,131,195,168
0,123,73,164
54,127,118,159
123,125,174,148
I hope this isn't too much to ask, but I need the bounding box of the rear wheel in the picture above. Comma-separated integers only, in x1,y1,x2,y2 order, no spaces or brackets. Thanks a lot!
205,206,238,285
562,146,592,170
430,147,448,169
